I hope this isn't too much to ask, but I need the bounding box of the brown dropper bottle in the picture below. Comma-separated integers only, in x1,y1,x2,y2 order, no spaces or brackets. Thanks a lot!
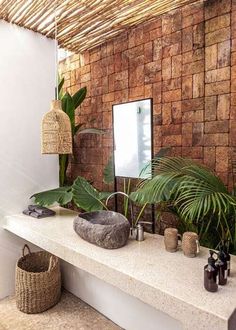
204,250,218,292
216,247,228,286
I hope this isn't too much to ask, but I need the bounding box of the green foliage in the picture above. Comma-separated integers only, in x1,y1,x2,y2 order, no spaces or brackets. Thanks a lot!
31,177,108,212
103,155,114,184
72,176,108,211
131,156,236,252
58,78,104,186
31,187,72,206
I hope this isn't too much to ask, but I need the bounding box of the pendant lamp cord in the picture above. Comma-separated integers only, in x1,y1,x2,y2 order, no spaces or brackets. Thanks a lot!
55,9,58,100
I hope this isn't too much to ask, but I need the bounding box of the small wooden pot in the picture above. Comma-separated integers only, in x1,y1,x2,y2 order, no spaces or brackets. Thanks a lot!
164,228,181,252
182,232,200,258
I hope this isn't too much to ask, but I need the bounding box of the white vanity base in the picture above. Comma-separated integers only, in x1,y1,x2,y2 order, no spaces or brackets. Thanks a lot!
61,261,182,330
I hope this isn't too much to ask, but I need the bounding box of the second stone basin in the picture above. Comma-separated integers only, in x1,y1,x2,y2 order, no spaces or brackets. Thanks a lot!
73,210,130,249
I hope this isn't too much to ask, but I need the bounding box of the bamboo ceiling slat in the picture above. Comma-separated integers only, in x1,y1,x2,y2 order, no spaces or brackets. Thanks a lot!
0,0,203,53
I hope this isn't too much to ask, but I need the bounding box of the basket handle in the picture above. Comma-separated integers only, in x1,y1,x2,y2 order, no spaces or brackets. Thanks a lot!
48,256,56,272
22,244,31,257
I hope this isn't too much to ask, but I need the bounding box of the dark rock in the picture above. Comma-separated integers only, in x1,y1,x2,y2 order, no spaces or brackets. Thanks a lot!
73,211,130,249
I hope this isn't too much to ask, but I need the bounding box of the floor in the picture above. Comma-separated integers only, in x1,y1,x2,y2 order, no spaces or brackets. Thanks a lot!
0,290,122,330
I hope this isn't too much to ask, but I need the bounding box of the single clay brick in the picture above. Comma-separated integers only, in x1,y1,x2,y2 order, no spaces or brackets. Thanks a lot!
205,45,217,71
204,147,216,168
205,120,229,134
193,72,204,98
217,40,231,68
163,89,182,102
205,14,230,33
182,76,193,100
172,55,182,78
216,147,229,172
205,0,231,20
217,94,230,120
162,103,172,125
182,26,193,52
205,96,217,121
206,27,230,47
204,133,229,146
205,81,230,96
182,98,204,112
205,67,230,83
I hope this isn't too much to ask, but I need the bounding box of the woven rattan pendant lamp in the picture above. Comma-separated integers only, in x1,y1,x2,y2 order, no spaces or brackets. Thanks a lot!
41,14,72,155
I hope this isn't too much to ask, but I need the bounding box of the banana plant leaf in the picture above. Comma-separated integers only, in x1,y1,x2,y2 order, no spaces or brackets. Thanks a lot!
73,87,87,109
103,155,114,184
31,186,72,206
72,176,107,211
58,77,64,95
62,92,75,131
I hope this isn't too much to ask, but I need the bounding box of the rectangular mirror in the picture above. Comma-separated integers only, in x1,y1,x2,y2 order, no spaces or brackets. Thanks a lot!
113,99,152,179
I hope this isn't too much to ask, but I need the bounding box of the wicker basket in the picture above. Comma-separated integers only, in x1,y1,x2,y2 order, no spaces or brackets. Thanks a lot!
15,245,61,314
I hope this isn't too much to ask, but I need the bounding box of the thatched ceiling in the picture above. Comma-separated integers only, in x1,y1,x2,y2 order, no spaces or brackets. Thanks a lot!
0,0,202,53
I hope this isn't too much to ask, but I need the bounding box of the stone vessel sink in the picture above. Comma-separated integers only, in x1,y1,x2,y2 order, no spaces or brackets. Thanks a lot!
73,211,130,249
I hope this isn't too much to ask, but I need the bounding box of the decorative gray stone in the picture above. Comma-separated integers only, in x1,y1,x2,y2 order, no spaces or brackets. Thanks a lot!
73,211,130,249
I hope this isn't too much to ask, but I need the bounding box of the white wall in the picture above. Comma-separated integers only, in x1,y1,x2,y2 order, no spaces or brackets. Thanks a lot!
0,20,58,217
0,20,58,298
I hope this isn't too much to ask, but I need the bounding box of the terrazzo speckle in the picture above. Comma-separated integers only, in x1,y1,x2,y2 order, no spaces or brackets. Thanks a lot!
0,290,121,330
3,207,236,330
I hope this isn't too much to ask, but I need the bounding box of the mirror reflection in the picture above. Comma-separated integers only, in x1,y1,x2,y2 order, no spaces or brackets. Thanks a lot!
113,99,152,179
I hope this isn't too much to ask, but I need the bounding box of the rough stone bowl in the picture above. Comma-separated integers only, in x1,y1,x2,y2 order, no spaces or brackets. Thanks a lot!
73,211,130,249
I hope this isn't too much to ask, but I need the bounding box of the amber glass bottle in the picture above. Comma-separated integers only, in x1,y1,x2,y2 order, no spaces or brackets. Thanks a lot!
216,247,227,286
204,250,218,293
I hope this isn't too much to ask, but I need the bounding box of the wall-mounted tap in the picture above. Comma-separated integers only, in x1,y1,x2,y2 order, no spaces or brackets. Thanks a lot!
106,192,153,241
105,191,134,228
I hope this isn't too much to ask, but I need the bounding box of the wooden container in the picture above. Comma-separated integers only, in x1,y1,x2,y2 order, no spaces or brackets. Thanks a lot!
182,232,200,258
164,228,181,252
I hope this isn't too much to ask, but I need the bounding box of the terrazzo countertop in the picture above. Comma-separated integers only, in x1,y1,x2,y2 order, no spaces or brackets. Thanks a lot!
2,207,236,330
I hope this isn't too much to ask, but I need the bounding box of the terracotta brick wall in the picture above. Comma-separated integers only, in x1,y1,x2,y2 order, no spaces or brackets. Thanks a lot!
59,0,236,191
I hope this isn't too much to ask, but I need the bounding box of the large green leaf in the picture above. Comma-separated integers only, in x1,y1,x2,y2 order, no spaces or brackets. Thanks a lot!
31,186,72,206
73,87,87,109
103,155,114,184
72,176,106,211
62,92,75,132
58,77,64,95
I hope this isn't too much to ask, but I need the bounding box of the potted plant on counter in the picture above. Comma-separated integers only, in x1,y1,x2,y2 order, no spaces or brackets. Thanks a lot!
130,157,236,254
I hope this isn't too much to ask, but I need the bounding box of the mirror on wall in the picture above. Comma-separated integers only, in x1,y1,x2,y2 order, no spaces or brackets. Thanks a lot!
112,99,152,179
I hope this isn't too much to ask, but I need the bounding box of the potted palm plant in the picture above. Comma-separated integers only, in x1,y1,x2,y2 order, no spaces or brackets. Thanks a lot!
130,156,236,254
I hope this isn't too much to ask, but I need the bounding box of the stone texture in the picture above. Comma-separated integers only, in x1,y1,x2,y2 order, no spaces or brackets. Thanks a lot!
74,211,130,249
0,291,121,330
59,0,234,191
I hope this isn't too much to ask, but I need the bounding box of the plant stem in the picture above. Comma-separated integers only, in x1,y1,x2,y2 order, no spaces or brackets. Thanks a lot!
100,201,109,210
135,203,147,227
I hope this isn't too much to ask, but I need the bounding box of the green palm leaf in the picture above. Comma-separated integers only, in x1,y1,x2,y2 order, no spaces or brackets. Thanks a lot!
130,157,236,245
